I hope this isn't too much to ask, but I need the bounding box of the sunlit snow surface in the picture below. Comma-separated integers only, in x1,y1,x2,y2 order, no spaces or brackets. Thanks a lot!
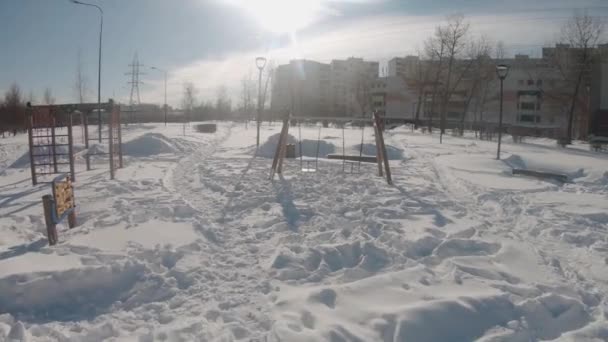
0,122,607,341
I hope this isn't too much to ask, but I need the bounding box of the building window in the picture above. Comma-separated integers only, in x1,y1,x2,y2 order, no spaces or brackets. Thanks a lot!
519,114,541,123
520,102,536,110
518,80,524,86
537,80,543,87
527,80,534,86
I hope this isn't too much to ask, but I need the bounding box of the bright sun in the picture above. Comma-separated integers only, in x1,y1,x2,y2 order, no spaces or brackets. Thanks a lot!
229,0,324,33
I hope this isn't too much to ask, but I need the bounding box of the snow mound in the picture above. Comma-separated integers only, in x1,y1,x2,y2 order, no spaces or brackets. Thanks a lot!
270,241,391,282
257,133,336,159
257,133,403,160
0,261,152,322
9,145,85,168
504,152,607,184
435,153,546,191
122,133,179,157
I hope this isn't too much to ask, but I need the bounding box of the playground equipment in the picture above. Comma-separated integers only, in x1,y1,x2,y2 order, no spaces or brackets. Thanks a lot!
26,100,123,185
42,174,77,245
270,111,392,184
341,123,366,174
297,122,321,172
82,100,123,179
27,103,76,185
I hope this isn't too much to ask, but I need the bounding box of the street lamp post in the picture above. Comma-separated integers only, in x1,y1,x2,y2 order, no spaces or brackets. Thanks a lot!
71,0,103,143
255,57,267,148
150,67,168,126
496,64,510,160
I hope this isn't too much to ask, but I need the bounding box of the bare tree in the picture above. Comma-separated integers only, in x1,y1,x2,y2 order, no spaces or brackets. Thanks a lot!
182,82,197,119
558,12,605,143
495,41,506,61
2,83,25,135
261,61,274,121
459,36,493,135
27,90,36,105
424,35,447,133
240,72,256,120
216,85,232,118
437,14,470,143
405,53,433,129
74,49,89,103
43,87,55,105
5,83,22,108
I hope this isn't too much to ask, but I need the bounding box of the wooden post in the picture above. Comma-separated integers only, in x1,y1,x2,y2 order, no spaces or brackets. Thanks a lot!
270,114,290,179
42,195,58,245
27,109,37,186
109,105,115,180
277,124,289,174
374,112,393,185
67,113,75,182
84,112,91,171
117,107,123,168
51,115,58,173
68,211,77,229
372,113,384,177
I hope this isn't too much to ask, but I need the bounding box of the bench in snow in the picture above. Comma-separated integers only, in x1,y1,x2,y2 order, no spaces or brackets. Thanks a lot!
512,169,568,183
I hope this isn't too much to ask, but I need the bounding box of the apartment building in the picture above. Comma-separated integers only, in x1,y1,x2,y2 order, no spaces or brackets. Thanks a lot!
270,60,331,117
370,76,416,119
330,58,379,117
387,50,595,138
271,44,607,138
271,57,379,118
590,61,608,138
387,56,420,79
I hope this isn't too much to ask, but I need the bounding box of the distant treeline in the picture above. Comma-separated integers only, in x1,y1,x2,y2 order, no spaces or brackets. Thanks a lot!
0,83,27,136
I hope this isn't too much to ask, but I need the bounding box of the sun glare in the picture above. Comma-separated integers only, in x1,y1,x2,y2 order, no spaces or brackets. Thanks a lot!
230,0,324,33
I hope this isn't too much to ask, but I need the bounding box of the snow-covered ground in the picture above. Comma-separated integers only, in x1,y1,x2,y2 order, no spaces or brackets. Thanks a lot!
0,122,607,341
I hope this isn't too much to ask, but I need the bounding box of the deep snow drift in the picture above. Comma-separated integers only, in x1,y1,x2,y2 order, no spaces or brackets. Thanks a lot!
0,122,607,341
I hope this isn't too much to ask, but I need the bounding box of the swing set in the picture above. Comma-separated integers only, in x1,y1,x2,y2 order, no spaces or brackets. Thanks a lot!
270,111,392,184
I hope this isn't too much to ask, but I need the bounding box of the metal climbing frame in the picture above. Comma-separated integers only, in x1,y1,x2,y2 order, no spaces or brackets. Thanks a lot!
82,99,123,179
26,100,123,186
27,104,75,186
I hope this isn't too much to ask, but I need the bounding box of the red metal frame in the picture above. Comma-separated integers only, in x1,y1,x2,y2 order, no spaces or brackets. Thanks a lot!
27,104,75,186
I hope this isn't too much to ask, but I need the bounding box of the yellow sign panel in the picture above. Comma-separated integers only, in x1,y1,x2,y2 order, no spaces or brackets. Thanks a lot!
53,177,74,217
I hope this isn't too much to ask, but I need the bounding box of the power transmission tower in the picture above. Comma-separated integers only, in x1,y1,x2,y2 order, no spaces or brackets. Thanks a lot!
125,52,145,123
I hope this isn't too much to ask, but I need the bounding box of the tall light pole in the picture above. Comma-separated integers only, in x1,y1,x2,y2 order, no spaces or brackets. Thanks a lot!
256,57,267,148
496,64,510,160
71,0,103,143
150,66,168,126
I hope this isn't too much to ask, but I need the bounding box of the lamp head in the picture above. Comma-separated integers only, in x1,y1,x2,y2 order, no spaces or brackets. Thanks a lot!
496,64,510,80
256,57,267,70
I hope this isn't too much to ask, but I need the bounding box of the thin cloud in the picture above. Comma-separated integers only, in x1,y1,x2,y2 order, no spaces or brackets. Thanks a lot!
140,11,583,107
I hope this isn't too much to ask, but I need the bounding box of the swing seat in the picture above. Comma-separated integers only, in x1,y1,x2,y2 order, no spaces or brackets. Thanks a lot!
343,161,360,174
301,160,317,172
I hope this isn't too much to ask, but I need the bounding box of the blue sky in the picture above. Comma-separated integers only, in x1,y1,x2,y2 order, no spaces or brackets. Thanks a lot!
1,0,606,107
